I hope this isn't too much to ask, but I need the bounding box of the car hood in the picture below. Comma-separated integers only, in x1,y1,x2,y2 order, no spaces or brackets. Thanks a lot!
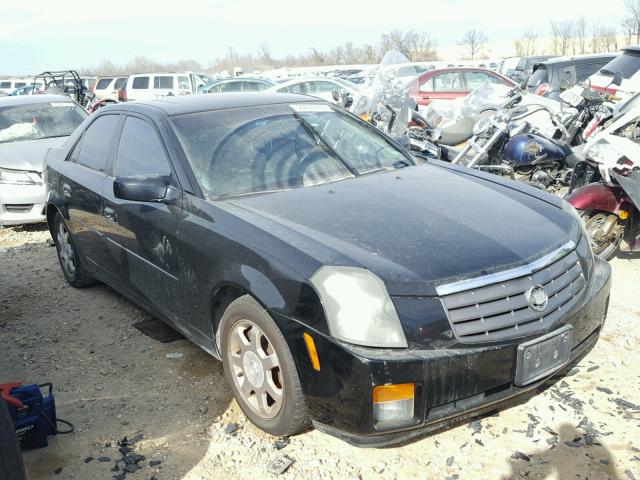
0,136,68,172
229,163,580,296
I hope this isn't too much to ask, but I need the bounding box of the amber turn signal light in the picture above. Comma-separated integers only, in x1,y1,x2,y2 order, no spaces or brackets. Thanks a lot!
373,383,415,403
303,333,321,371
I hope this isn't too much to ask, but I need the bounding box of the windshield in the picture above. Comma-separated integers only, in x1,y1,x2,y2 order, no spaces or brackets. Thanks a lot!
0,101,87,144
600,51,640,79
170,103,414,199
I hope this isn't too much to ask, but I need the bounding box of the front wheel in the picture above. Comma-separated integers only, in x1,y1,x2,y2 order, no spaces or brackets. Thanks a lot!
581,210,624,261
220,295,309,436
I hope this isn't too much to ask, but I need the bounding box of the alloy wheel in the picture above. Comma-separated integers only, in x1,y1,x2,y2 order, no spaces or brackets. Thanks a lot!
57,222,76,277
228,320,284,418
583,212,622,259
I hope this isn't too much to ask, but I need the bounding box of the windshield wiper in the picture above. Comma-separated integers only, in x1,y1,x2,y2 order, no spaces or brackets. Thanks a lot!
599,68,615,75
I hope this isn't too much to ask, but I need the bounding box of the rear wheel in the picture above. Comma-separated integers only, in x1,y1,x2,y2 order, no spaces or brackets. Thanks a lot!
220,295,309,436
581,210,623,261
0,400,26,480
53,212,95,287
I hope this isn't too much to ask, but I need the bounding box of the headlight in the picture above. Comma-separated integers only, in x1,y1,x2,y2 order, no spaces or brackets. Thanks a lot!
310,266,408,348
0,168,37,185
472,116,492,136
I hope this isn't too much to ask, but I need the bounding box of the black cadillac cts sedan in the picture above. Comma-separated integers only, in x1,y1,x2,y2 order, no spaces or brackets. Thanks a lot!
43,93,611,446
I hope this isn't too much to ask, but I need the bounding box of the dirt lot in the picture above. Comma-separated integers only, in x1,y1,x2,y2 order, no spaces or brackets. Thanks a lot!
1,224,639,480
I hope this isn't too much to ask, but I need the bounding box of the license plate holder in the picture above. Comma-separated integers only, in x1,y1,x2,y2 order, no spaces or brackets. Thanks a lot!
514,324,573,386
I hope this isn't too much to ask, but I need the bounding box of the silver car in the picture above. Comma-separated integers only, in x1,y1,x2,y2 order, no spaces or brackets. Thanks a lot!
0,95,87,226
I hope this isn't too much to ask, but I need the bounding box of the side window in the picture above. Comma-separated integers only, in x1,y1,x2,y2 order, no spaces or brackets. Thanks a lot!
575,63,602,80
0,82,11,89
242,81,261,92
95,78,113,90
220,82,242,92
310,81,339,94
177,76,190,89
132,77,149,89
77,115,120,173
114,117,171,178
208,84,221,93
431,72,464,91
153,76,174,89
464,71,495,90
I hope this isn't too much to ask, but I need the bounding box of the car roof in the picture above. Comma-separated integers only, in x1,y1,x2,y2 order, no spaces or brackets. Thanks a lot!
622,45,640,53
110,92,319,116
0,94,74,106
541,53,616,66
208,78,273,85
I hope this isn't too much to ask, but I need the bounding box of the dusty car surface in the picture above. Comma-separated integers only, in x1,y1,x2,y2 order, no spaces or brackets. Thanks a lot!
43,92,611,446
0,95,87,226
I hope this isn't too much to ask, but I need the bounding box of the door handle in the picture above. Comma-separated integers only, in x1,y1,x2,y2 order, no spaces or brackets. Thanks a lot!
62,183,71,198
104,207,117,223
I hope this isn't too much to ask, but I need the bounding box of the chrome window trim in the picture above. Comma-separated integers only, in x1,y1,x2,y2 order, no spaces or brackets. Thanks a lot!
436,241,576,296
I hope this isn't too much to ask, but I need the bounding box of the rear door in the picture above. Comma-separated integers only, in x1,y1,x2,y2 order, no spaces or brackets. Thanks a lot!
416,70,466,106
101,114,183,319
61,114,121,271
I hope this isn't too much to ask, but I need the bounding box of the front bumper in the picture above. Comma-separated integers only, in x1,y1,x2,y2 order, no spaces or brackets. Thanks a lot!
0,183,47,226
276,256,611,447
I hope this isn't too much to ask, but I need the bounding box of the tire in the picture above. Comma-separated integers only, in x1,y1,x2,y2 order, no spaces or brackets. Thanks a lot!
581,210,623,261
220,295,309,436
52,212,96,288
0,400,26,480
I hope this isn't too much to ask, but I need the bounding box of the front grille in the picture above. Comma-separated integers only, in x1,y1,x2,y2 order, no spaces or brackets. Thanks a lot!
5,204,34,213
437,242,585,343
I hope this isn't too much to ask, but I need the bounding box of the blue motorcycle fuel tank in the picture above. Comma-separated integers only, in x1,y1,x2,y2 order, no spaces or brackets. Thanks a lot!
503,133,570,166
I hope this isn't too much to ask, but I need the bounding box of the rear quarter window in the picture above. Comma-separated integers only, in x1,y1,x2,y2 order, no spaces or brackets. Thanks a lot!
132,77,149,89
77,115,120,173
96,78,113,90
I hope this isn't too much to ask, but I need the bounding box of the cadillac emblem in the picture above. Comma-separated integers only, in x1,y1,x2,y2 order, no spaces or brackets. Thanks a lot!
526,285,549,312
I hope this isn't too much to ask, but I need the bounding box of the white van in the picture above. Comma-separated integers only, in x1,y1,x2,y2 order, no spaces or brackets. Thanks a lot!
0,78,32,93
118,72,197,102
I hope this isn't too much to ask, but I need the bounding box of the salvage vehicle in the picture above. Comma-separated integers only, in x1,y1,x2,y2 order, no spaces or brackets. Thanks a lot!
199,78,274,94
267,77,362,106
0,95,87,226
528,54,616,100
118,72,197,102
589,46,640,96
410,67,514,107
44,93,610,446
93,76,128,103
508,55,556,83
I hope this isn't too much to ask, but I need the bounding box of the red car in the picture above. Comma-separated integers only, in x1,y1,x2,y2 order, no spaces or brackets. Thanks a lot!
409,67,515,107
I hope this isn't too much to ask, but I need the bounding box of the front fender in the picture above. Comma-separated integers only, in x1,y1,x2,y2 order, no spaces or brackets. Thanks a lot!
566,183,625,214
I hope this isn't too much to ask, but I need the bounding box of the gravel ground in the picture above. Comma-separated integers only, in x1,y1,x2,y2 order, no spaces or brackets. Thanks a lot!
1,224,639,480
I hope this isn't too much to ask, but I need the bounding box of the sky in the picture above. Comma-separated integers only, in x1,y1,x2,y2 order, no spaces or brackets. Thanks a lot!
0,0,625,74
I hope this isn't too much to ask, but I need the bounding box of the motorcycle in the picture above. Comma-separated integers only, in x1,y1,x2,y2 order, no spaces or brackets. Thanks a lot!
447,81,585,195
342,50,442,159
565,103,640,260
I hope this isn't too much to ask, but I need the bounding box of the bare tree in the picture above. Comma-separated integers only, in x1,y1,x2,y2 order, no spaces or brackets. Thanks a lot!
514,28,537,56
550,20,575,55
592,22,619,52
458,29,488,60
623,0,640,43
622,17,636,46
258,43,275,67
380,29,438,61
575,17,588,54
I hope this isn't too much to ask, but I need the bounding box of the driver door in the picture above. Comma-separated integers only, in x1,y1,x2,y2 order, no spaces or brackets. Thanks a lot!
100,114,183,319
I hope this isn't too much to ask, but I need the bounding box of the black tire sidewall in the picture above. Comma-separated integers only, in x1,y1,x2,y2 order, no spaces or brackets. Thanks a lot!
220,296,306,436
53,212,89,286
0,400,26,480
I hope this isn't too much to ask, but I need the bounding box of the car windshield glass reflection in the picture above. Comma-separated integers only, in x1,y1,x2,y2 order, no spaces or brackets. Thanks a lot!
0,102,87,144
170,103,414,199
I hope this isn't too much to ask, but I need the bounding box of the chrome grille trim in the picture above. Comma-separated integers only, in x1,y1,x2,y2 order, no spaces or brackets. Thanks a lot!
435,241,575,296
437,241,585,343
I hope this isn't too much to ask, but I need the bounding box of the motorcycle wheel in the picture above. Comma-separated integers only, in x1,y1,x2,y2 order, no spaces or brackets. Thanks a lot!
581,210,623,261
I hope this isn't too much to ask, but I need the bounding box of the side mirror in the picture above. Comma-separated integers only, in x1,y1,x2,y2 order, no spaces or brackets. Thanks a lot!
613,71,623,87
113,176,177,203
331,88,340,102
